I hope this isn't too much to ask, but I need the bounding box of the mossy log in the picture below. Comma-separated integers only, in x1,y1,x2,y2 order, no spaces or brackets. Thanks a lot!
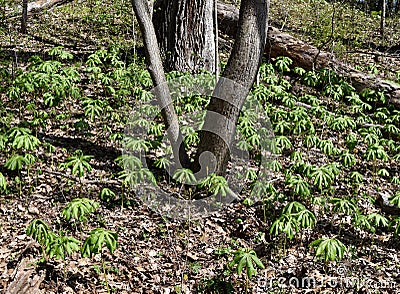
217,1,400,109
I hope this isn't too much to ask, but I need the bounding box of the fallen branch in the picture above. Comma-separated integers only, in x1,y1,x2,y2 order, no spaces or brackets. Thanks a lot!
42,169,121,186
27,0,68,14
5,257,45,294
5,0,69,20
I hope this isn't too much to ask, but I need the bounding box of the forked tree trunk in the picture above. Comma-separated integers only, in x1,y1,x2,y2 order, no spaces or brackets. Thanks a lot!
193,0,269,175
131,0,189,167
153,0,215,73
134,0,268,175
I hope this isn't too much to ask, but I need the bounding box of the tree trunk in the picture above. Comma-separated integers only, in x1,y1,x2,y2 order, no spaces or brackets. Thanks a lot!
136,0,268,175
193,0,269,176
21,0,28,33
216,1,400,110
387,0,393,16
131,0,189,168
380,0,386,38
153,0,216,73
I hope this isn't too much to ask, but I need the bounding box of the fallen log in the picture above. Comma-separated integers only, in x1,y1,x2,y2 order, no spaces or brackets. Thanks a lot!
217,2,400,109
5,0,68,20
5,257,45,294
27,0,68,14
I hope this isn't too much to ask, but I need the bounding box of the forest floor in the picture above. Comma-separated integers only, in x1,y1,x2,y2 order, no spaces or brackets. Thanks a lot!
1,1,400,294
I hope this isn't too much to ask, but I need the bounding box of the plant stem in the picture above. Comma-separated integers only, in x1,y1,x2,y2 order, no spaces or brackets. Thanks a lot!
63,262,67,281
283,236,287,256
121,185,125,210
102,257,110,294
79,178,83,197
245,274,249,294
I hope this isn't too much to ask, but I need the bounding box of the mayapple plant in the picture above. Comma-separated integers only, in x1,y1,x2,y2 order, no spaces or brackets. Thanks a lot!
309,237,347,262
26,196,118,293
270,201,316,240
60,149,93,178
99,187,116,202
62,197,99,223
285,174,311,199
229,248,265,294
26,218,80,273
0,172,6,191
199,173,233,197
389,191,400,207
26,219,57,256
311,165,335,192
330,197,358,215
46,232,80,261
82,228,118,294
340,150,356,167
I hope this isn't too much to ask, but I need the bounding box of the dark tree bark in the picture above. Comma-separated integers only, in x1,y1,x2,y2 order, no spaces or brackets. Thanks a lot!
217,1,400,110
131,0,189,167
21,0,28,33
193,0,269,176
153,0,215,73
